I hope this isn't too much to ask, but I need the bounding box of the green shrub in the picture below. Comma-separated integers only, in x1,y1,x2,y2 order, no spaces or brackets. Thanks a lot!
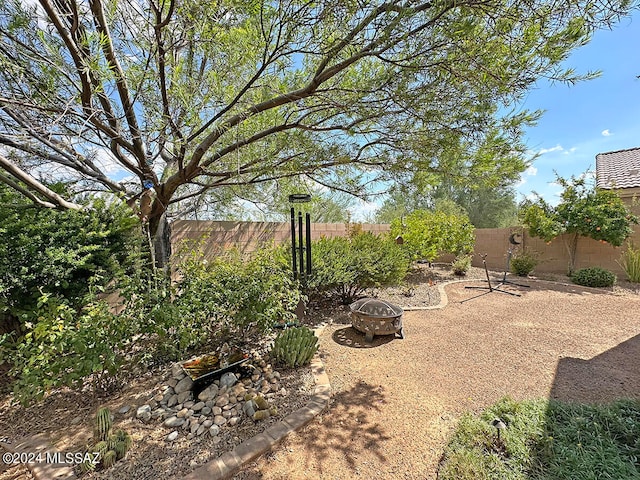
308,232,410,304
510,250,538,277
390,209,474,262
0,294,137,404
271,326,318,368
0,186,143,317
571,267,616,288
175,243,302,342
618,243,640,283
452,255,472,276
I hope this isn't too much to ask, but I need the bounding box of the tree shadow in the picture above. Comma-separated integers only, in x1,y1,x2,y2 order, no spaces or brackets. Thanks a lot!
331,326,397,349
237,380,392,478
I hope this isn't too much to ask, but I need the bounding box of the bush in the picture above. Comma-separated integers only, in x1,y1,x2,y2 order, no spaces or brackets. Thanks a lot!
308,232,410,304
510,250,538,277
174,244,302,343
571,267,616,288
452,255,472,276
618,243,640,283
0,187,142,316
390,209,474,262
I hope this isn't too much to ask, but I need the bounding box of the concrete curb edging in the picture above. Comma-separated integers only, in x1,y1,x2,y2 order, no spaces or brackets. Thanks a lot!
184,326,332,480
1,433,76,480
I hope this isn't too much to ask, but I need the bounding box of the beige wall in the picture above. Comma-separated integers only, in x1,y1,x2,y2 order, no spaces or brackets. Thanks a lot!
172,220,639,278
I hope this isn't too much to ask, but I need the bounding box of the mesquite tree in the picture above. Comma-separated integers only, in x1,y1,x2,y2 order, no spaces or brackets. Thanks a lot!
0,0,633,266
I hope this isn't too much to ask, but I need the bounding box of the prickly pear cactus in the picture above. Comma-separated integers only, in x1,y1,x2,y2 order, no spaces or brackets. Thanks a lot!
271,326,318,368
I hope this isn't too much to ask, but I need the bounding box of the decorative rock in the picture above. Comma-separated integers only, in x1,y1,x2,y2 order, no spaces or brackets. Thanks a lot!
164,416,186,428
177,408,189,418
203,420,213,428
220,372,238,388
205,400,214,408
213,415,227,426
171,363,185,379
222,411,232,419
192,401,205,411
201,407,212,415
166,431,179,442
231,384,246,397
70,416,83,426
279,388,287,396
209,425,221,437
212,406,222,415
211,435,222,445
198,383,219,402
272,371,281,380
215,394,230,407
183,401,195,409
190,422,199,434
196,425,206,436
136,405,152,422
154,393,164,402
167,378,178,388
251,374,261,382
177,390,192,404
174,376,194,395
167,395,179,408
222,404,233,411
118,405,131,415
228,417,240,427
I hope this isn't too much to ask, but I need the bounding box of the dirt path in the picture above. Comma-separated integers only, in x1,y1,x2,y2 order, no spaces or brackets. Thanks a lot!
235,280,640,479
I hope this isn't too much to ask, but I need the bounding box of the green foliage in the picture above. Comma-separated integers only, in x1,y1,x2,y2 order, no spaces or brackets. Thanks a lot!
510,250,538,277
174,242,302,344
0,186,143,314
308,231,410,304
86,408,132,471
521,174,638,274
452,255,472,276
618,242,640,283
390,209,475,263
439,397,640,480
571,267,616,288
271,326,318,368
0,294,137,404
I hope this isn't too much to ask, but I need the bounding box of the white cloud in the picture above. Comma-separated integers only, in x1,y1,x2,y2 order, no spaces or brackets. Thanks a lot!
525,166,537,176
538,145,564,155
564,147,577,155
350,199,380,221
602,129,612,137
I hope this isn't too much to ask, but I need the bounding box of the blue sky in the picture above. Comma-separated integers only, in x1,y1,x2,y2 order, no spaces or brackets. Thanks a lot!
515,12,640,204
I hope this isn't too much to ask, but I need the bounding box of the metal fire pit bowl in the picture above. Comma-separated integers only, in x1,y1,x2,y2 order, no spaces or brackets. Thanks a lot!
349,298,404,342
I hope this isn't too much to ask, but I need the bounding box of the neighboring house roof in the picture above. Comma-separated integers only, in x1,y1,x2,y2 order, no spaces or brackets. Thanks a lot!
596,147,640,190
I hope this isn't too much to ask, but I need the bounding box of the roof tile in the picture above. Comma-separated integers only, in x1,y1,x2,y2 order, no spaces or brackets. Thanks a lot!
596,147,640,189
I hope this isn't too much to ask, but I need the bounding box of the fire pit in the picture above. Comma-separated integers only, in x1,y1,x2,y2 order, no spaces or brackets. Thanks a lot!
349,298,404,342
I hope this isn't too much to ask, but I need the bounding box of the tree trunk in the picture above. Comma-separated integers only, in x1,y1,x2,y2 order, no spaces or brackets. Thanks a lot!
564,232,579,276
148,201,172,271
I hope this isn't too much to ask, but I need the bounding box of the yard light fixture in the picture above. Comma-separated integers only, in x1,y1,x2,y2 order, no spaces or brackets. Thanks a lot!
492,418,507,441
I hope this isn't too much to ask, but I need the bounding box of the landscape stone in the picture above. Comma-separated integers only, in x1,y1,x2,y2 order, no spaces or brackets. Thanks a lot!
228,417,240,427
164,416,186,428
176,408,189,418
136,405,152,422
215,394,229,407
220,372,238,388
222,411,232,419
177,391,192,404
243,400,256,417
204,400,214,408
203,420,213,428
201,407,212,415
190,422,199,434
209,425,221,437
171,363,184,379
196,425,206,436
212,406,222,415
183,401,195,409
192,401,205,411
166,431,179,442
167,378,178,388
118,405,131,415
213,415,227,426
167,395,179,408
174,376,194,394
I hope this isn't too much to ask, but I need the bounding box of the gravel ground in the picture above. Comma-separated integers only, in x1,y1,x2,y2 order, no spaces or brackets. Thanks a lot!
2,265,639,480
235,274,640,479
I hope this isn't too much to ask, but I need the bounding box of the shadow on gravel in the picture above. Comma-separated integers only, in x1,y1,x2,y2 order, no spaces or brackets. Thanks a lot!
331,326,397,349
550,333,640,403
236,381,392,478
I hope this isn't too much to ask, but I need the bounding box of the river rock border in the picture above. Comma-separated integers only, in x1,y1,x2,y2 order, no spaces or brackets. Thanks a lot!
183,327,332,480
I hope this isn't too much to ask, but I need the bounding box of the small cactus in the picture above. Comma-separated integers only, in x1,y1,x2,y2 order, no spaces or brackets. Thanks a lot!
112,430,132,460
271,326,318,368
93,440,109,458
79,459,96,474
102,450,117,468
95,407,112,442
254,395,269,410
253,409,271,421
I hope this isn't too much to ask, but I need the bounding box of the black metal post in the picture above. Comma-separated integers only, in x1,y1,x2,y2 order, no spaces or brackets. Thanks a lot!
305,212,311,276
298,211,304,278
290,207,297,279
